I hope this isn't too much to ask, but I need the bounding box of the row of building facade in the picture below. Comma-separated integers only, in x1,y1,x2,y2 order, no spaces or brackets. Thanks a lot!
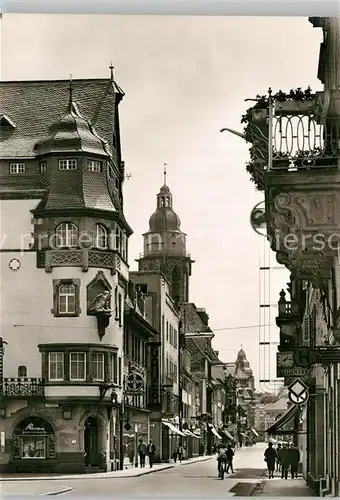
243,16,340,498
0,70,256,473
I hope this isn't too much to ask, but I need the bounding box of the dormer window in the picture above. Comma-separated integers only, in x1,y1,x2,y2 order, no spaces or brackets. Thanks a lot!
55,222,78,248
87,160,103,173
92,224,108,249
40,161,47,173
59,159,77,171
9,163,25,174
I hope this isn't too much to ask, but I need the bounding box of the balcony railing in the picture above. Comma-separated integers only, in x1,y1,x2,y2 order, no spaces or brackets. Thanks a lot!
2,377,45,397
271,114,340,168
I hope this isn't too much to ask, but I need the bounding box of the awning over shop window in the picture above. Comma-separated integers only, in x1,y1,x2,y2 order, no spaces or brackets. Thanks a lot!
266,405,299,435
162,421,185,436
208,423,222,439
251,428,259,437
222,429,234,440
183,429,199,438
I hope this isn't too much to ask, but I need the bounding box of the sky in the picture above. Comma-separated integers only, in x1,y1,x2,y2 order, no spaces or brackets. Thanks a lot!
1,14,323,389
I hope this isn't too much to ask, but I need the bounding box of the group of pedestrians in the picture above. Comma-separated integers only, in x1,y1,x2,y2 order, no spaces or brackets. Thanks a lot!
264,441,300,479
137,439,156,468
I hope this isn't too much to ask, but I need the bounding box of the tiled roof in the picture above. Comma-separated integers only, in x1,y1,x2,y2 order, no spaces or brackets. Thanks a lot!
0,79,119,159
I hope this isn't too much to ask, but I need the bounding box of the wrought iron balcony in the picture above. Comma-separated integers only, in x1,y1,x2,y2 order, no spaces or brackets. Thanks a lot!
2,377,45,397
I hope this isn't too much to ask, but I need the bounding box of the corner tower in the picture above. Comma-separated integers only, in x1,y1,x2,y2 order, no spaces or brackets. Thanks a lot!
136,169,194,306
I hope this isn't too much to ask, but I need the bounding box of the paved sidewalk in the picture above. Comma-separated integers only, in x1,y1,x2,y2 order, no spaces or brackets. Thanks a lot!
257,477,314,497
0,454,213,482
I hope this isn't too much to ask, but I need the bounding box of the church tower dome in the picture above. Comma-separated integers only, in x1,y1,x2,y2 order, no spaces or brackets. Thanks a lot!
136,166,194,307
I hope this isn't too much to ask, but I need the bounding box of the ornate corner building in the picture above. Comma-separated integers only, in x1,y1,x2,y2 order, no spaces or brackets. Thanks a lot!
245,17,340,497
0,73,133,473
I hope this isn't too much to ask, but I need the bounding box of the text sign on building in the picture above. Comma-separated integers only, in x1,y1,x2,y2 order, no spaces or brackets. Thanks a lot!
293,347,340,367
125,372,144,393
148,342,161,410
276,352,311,378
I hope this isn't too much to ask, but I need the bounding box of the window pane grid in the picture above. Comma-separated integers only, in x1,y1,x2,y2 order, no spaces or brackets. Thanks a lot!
93,352,104,381
48,352,64,381
92,224,108,249
70,352,86,381
55,223,78,248
59,159,77,170
58,284,76,314
9,163,25,174
87,160,102,172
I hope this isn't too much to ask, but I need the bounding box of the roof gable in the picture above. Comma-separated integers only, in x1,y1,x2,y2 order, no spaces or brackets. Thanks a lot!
0,79,118,159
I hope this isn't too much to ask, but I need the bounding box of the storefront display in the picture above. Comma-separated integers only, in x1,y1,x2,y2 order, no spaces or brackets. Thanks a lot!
12,416,56,461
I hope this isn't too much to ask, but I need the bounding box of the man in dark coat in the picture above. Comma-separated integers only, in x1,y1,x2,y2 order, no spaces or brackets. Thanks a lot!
137,438,146,468
147,440,156,468
288,442,300,479
280,443,290,479
264,441,277,479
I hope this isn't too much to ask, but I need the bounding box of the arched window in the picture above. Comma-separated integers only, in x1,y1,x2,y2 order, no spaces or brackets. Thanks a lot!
13,417,55,460
58,284,76,314
55,222,78,248
18,365,27,377
92,224,108,249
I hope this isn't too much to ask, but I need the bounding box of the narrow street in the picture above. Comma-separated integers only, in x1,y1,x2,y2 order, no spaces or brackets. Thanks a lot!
3,444,266,497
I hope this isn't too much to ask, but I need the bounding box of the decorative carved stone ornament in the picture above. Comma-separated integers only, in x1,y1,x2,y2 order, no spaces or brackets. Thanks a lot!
87,271,112,340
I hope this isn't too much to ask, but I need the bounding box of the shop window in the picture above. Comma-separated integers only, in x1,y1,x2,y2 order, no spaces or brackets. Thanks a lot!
55,222,78,248
52,278,81,317
12,417,56,460
18,365,27,377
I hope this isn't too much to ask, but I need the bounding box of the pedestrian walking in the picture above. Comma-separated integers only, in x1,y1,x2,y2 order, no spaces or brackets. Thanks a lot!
226,444,235,473
280,443,290,479
137,438,146,468
264,441,277,479
276,443,282,471
172,446,178,463
288,442,300,479
147,440,156,468
178,445,184,462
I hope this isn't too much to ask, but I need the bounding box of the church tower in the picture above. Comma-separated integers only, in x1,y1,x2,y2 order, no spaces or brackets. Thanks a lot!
136,168,194,306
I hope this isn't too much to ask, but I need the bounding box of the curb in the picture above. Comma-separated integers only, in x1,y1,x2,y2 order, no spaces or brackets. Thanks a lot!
41,487,74,496
0,457,213,482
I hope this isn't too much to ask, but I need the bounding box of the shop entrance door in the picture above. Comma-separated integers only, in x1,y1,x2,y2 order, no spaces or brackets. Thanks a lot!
84,416,100,467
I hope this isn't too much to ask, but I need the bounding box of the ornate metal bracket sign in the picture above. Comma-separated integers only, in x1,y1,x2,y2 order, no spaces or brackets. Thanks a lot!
288,379,309,405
